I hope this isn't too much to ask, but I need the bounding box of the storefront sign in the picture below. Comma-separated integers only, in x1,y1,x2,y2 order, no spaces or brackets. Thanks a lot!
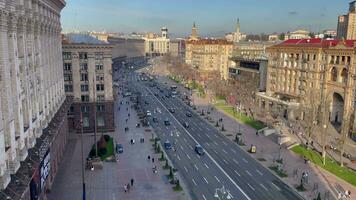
40,150,51,190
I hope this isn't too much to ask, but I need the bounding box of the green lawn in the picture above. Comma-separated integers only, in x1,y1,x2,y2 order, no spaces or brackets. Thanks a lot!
101,138,114,160
215,95,226,101
291,145,356,186
214,103,264,130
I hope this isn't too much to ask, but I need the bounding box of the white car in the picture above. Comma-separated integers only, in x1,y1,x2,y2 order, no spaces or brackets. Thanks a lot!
146,111,152,116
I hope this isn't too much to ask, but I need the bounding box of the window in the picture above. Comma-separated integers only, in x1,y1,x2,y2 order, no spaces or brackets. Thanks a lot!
64,63,72,71
97,95,105,101
96,74,104,81
96,63,104,70
97,105,105,112
81,84,89,92
95,52,104,60
81,95,89,102
96,84,104,91
63,52,72,60
330,67,337,81
79,52,88,60
97,116,105,127
68,106,74,113
64,74,72,81
80,73,88,81
81,105,90,113
80,63,88,70
83,116,89,128
64,84,73,92
341,68,348,84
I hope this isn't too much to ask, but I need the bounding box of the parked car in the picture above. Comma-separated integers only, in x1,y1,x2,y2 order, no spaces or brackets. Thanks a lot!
186,112,192,117
145,100,149,105
183,122,189,128
146,110,152,116
164,140,172,150
164,119,171,126
195,144,205,156
153,117,158,123
116,144,124,154
169,108,175,113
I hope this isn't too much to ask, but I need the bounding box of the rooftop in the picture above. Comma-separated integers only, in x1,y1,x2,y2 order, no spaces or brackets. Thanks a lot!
62,33,108,44
274,38,356,48
186,39,233,45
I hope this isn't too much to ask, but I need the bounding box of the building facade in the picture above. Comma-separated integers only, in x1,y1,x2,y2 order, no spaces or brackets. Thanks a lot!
286,29,311,40
0,0,71,199
143,27,170,57
62,35,115,133
337,1,356,40
256,38,356,139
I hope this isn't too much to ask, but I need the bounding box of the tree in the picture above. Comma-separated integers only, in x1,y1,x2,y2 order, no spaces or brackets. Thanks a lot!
278,33,285,41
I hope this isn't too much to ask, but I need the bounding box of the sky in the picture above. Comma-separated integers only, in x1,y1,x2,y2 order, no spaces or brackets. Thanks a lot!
61,0,350,37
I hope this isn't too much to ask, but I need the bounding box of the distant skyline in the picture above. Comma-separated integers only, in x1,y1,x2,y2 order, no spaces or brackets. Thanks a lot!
62,0,350,37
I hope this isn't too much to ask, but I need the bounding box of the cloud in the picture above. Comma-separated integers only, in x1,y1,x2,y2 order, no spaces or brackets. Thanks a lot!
288,11,298,16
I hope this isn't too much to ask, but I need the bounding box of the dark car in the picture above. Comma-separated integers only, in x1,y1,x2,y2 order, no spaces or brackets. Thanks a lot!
164,140,172,150
144,100,149,105
165,94,170,98
164,119,170,126
116,144,124,154
186,112,192,117
183,122,189,128
195,144,205,156
169,108,175,113
153,117,158,123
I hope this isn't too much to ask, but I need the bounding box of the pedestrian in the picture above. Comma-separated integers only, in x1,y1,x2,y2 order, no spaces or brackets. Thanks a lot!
127,183,130,192
130,139,133,144
152,157,154,163
132,139,135,144
131,178,134,186
148,155,151,160
256,131,258,136
124,184,127,193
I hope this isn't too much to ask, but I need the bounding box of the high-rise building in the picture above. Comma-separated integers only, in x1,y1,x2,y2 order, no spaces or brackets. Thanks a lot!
143,27,170,57
62,34,115,133
337,1,356,39
0,0,70,199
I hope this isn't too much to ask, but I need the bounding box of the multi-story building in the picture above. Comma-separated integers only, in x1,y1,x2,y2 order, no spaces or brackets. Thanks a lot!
232,41,275,60
256,38,356,139
62,34,115,133
169,39,185,57
143,27,170,57
286,29,311,40
185,39,233,80
337,1,356,40
108,37,145,59
0,0,71,199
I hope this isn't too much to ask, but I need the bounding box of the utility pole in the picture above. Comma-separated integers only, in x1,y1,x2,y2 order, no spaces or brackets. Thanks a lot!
80,112,86,200
93,76,98,157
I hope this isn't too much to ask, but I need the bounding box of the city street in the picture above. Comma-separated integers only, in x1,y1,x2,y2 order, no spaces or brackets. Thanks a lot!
125,68,304,200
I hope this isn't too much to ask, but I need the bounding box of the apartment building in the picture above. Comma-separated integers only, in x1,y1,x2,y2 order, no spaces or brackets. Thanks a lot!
143,27,170,57
0,0,70,199
337,1,356,40
62,34,115,133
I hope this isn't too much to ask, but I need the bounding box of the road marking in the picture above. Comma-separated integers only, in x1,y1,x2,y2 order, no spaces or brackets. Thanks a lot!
214,134,218,138
206,134,211,139
214,176,221,183
223,159,229,164
198,126,203,131
187,154,191,160
256,169,263,176
184,166,188,173
146,87,251,200
246,170,252,176
214,141,218,146
213,150,218,154
222,149,228,154
247,183,255,191
190,146,194,150
202,194,207,200
206,143,210,146
180,146,184,150
222,141,228,145
234,170,241,177
243,158,248,163
183,138,187,142
260,183,268,191
194,164,199,170
204,163,209,169
203,177,209,184
271,182,281,191
192,178,197,186
231,149,236,153
177,155,181,161
233,159,239,165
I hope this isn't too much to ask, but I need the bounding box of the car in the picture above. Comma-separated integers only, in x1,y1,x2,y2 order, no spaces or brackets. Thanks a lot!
165,94,170,98
183,122,189,128
153,117,158,123
195,144,205,156
146,111,152,116
116,144,124,154
160,89,164,93
186,112,192,117
169,108,175,113
145,100,149,105
164,119,170,126
164,140,172,150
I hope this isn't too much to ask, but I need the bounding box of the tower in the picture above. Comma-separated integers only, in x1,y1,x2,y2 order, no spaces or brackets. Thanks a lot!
161,27,168,39
190,22,199,40
233,18,241,43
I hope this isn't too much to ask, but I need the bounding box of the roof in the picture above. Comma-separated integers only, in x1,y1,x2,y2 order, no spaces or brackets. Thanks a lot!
273,38,356,48
63,33,108,45
186,39,233,45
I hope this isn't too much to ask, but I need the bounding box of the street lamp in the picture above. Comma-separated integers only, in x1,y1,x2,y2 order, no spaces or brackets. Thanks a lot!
80,112,86,200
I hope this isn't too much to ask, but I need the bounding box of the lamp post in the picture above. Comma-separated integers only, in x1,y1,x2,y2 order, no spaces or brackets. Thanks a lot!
80,112,86,200
214,185,233,199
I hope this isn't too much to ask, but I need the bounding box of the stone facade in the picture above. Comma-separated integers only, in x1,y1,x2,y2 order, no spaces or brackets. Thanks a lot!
62,41,115,133
0,0,67,198
256,38,356,139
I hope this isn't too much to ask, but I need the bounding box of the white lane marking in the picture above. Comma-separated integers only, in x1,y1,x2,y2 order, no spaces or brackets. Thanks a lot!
206,143,210,146
233,159,239,165
213,150,218,154
203,177,209,184
222,141,228,145
194,164,199,170
260,183,268,191
206,134,211,139
183,138,187,142
206,127,210,131
177,155,181,161
146,87,251,200
196,154,200,159
247,183,255,191
192,179,197,186
202,194,207,200
198,126,203,131
214,134,218,138
180,146,184,150
184,166,188,173
214,176,221,183
234,170,241,177
204,163,209,169
271,182,281,191
222,149,228,154
246,170,252,176
214,141,219,146
223,159,229,164
256,169,263,176
186,154,191,160
243,158,248,163
231,149,237,153
190,146,194,150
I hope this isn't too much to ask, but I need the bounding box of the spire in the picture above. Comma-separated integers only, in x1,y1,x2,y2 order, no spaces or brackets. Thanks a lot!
236,18,240,33
193,21,196,28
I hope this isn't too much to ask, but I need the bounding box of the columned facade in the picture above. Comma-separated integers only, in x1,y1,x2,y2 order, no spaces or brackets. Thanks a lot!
0,0,67,199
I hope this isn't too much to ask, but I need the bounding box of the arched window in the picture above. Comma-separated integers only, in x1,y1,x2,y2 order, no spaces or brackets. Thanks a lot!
330,67,337,81
341,68,348,84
